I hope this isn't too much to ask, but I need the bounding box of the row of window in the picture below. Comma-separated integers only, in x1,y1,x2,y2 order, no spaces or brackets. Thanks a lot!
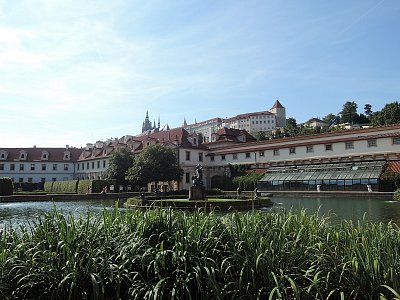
211,138,398,162
9,177,58,183
77,160,107,171
0,163,70,171
0,152,70,161
185,151,203,162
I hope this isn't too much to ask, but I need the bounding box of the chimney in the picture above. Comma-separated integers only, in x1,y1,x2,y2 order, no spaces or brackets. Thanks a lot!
66,145,69,149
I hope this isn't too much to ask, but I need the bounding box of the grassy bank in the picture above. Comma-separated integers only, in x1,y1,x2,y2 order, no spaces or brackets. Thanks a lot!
0,207,399,299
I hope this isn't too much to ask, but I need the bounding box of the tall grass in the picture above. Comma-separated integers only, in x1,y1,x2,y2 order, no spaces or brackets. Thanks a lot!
0,207,399,299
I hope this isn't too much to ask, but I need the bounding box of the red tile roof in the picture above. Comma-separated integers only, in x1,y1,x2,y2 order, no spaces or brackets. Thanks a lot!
387,161,400,172
0,147,81,162
271,99,284,109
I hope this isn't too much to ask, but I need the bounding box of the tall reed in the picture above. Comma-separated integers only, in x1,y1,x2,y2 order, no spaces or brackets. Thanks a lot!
0,206,399,299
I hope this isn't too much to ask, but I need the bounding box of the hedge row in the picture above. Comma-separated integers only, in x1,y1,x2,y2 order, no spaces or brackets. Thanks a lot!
43,179,116,194
0,178,13,196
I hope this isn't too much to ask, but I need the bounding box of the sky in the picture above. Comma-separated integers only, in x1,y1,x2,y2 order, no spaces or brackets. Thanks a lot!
1,0,399,148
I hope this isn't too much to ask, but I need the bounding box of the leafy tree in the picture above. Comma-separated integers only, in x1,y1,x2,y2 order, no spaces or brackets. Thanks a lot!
381,102,400,125
256,131,267,141
126,144,183,186
364,104,373,117
323,113,340,126
283,117,298,136
339,101,358,124
103,148,134,184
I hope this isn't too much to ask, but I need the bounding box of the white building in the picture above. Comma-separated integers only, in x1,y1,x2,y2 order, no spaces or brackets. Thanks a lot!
184,118,223,143
0,146,81,184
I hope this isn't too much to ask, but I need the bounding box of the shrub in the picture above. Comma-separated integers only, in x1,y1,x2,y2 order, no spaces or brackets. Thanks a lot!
44,181,54,193
51,180,79,193
0,177,13,196
394,189,400,201
77,179,116,194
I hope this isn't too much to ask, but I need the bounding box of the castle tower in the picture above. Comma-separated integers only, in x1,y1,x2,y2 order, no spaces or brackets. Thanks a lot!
270,99,286,128
142,110,154,133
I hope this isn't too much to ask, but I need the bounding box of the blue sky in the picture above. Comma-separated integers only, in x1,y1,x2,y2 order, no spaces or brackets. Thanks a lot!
1,0,399,148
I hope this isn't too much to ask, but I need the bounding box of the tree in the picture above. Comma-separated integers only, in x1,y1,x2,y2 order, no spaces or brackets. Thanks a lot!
256,131,267,141
381,102,400,125
323,113,340,126
103,148,134,184
126,144,183,186
283,117,298,136
364,104,373,117
339,101,358,124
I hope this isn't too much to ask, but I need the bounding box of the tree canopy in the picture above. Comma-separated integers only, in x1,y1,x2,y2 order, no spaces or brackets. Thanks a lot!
371,102,400,126
103,148,134,184
126,144,183,186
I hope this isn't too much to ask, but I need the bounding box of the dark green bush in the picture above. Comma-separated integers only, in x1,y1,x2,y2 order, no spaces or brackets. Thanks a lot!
77,179,116,194
0,177,13,196
51,180,79,193
394,189,400,201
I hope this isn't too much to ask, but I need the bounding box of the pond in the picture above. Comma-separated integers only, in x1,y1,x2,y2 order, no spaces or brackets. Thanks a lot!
270,195,400,224
1,196,400,229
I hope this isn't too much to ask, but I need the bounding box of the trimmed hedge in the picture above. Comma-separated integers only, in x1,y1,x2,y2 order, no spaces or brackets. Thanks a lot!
44,181,53,193
394,189,400,201
52,180,79,193
0,178,13,196
77,179,116,194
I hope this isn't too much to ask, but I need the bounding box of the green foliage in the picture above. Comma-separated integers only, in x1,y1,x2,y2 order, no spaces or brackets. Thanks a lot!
0,177,13,196
232,172,264,191
0,208,399,299
75,179,115,194
255,131,267,141
283,117,299,136
44,181,53,193
394,189,400,201
51,180,79,193
211,174,235,190
340,101,359,124
372,102,400,126
103,148,135,184
126,144,183,186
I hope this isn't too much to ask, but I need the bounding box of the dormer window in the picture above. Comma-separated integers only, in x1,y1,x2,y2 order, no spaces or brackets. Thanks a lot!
63,151,70,160
0,151,7,160
41,151,49,160
19,151,27,160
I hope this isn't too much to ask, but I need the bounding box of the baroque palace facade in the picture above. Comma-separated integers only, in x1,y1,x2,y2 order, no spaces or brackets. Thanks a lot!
1,99,400,192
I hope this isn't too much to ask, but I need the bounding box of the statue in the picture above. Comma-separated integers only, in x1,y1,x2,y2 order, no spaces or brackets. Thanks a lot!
192,164,203,187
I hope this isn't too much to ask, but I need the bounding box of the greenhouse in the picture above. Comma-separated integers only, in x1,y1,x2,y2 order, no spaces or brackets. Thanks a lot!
257,161,386,191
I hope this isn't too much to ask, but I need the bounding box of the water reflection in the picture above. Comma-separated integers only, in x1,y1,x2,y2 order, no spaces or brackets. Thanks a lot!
0,199,117,229
271,196,400,224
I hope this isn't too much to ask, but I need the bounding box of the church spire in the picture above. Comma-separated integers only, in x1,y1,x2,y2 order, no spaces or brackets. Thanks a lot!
183,117,187,127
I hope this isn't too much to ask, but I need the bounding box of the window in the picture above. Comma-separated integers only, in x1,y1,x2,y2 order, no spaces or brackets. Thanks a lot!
92,162,95,169
289,147,296,154
103,160,106,168
77,164,80,171
87,162,90,169
199,152,203,162
233,153,238,160
20,153,26,160
221,155,226,161
19,178,23,183
273,149,279,156
53,164,58,171
41,178,46,182
367,139,377,147
10,164,15,171
325,144,333,151
0,153,4,159
245,152,251,158
82,163,85,170
52,178,57,182
28,178,33,183
210,156,215,162
0,164,4,171
259,151,265,157
97,161,100,168
185,172,190,183
393,137,400,145
42,164,47,171
306,145,313,153
345,142,354,149
20,164,24,171
186,151,191,161
30,164,35,171
64,164,69,171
